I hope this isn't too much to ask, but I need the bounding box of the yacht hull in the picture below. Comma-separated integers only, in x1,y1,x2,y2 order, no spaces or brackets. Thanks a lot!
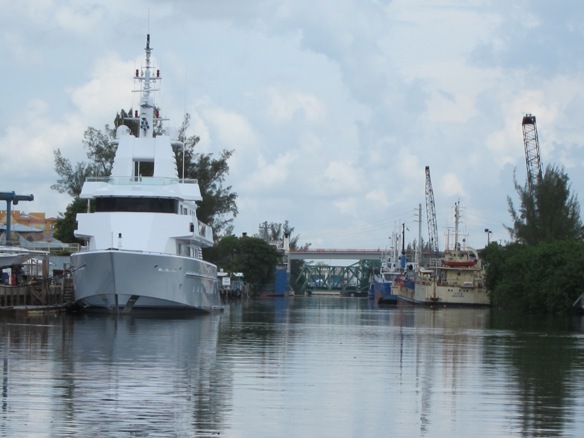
71,250,220,313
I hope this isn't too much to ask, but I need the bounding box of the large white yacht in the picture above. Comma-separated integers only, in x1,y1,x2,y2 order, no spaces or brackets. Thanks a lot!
71,35,221,313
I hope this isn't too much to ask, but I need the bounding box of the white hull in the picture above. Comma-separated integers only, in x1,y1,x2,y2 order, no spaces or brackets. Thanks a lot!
71,250,220,313
398,281,490,306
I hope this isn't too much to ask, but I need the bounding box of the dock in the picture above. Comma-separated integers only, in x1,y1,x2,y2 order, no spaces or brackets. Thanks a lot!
0,277,74,313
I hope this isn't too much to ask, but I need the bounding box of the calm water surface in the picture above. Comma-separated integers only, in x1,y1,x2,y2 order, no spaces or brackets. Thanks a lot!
1,297,584,437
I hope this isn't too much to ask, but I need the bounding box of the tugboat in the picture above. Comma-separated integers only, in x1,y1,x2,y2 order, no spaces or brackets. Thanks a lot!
70,35,221,313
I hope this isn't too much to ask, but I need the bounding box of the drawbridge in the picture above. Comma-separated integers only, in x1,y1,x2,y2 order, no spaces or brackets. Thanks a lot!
290,249,383,294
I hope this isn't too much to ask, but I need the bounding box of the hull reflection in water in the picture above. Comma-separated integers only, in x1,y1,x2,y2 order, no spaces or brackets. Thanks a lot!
67,314,224,436
0,313,225,437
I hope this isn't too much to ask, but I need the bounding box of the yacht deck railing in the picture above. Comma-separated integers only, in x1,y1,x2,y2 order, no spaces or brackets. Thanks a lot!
86,176,199,185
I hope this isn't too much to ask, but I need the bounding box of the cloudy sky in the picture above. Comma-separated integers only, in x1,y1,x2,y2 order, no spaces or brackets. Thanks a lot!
2,0,584,250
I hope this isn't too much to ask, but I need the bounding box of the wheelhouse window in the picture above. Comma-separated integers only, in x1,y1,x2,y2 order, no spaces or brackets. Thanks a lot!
95,197,178,213
134,160,154,178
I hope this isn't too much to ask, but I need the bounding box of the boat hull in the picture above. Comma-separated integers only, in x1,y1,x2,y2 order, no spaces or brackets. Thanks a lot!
373,275,397,304
396,281,490,307
70,250,220,313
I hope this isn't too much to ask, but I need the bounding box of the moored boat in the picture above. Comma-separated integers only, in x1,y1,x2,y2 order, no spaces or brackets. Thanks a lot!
393,202,490,307
70,35,221,314
372,263,398,303
0,246,35,269
372,239,403,304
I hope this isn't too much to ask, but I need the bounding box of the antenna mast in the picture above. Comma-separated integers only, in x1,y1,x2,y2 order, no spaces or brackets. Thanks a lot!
131,34,162,139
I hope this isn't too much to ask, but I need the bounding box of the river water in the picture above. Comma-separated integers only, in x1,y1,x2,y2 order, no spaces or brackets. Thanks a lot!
1,296,584,437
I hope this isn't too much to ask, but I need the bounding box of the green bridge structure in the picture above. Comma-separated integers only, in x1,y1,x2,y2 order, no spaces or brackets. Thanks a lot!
287,249,385,295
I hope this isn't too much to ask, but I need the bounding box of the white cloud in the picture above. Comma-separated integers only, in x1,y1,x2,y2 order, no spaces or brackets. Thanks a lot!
2,0,584,249
322,160,362,195
242,152,294,192
365,188,391,210
439,173,466,198
332,197,358,216
68,52,135,121
202,105,257,150
264,87,326,124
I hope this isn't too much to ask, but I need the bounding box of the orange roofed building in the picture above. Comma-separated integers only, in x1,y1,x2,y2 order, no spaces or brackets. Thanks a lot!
0,210,58,236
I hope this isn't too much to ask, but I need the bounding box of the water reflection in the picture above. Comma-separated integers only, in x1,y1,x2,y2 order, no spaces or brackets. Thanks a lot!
217,298,584,437
1,312,224,437
485,311,584,437
1,298,583,437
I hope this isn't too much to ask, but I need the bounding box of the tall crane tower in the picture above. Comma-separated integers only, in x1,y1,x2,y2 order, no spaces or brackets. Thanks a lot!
424,166,439,256
522,113,543,192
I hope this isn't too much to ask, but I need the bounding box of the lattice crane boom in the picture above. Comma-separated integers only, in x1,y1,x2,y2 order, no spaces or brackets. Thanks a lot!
522,114,543,192
424,166,439,255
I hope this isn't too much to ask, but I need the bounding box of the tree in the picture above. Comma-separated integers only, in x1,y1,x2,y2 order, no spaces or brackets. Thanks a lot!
171,114,237,237
483,240,584,314
83,126,118,176
52,149,96,198
507,164,584,245
205,235,280,293
186,150,237,236
53,198,88,244
255,220,310,292
52,118,120,197
256,220,308,250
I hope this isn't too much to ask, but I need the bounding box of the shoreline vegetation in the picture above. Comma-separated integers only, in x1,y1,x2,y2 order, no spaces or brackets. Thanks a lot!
483,240,584,315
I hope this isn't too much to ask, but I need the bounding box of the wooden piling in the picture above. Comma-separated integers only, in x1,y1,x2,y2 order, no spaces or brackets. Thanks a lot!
0,279,73,311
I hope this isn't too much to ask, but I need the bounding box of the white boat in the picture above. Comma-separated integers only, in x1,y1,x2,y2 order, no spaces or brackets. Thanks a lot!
394,202,490,306
70,35,221,314
0,246,35,269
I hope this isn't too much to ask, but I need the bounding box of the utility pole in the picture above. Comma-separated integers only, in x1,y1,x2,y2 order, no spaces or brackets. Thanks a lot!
416,203,422,268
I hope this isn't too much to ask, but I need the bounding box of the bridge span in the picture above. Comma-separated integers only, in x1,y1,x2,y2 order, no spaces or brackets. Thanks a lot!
288,248,383,260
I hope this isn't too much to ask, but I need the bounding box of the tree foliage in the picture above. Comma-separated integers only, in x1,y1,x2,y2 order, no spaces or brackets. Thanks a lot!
171,114,237,237
52,198,89,244
83,126,117,175
483,240,584,314
506,164,583,244
52,150,95,198
52,119,119,197
255,220,310,292
256,220,310,250
484,164,584,314
205,235,280,293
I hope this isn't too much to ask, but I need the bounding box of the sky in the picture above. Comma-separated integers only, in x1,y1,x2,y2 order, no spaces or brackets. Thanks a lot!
2,0,584,250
